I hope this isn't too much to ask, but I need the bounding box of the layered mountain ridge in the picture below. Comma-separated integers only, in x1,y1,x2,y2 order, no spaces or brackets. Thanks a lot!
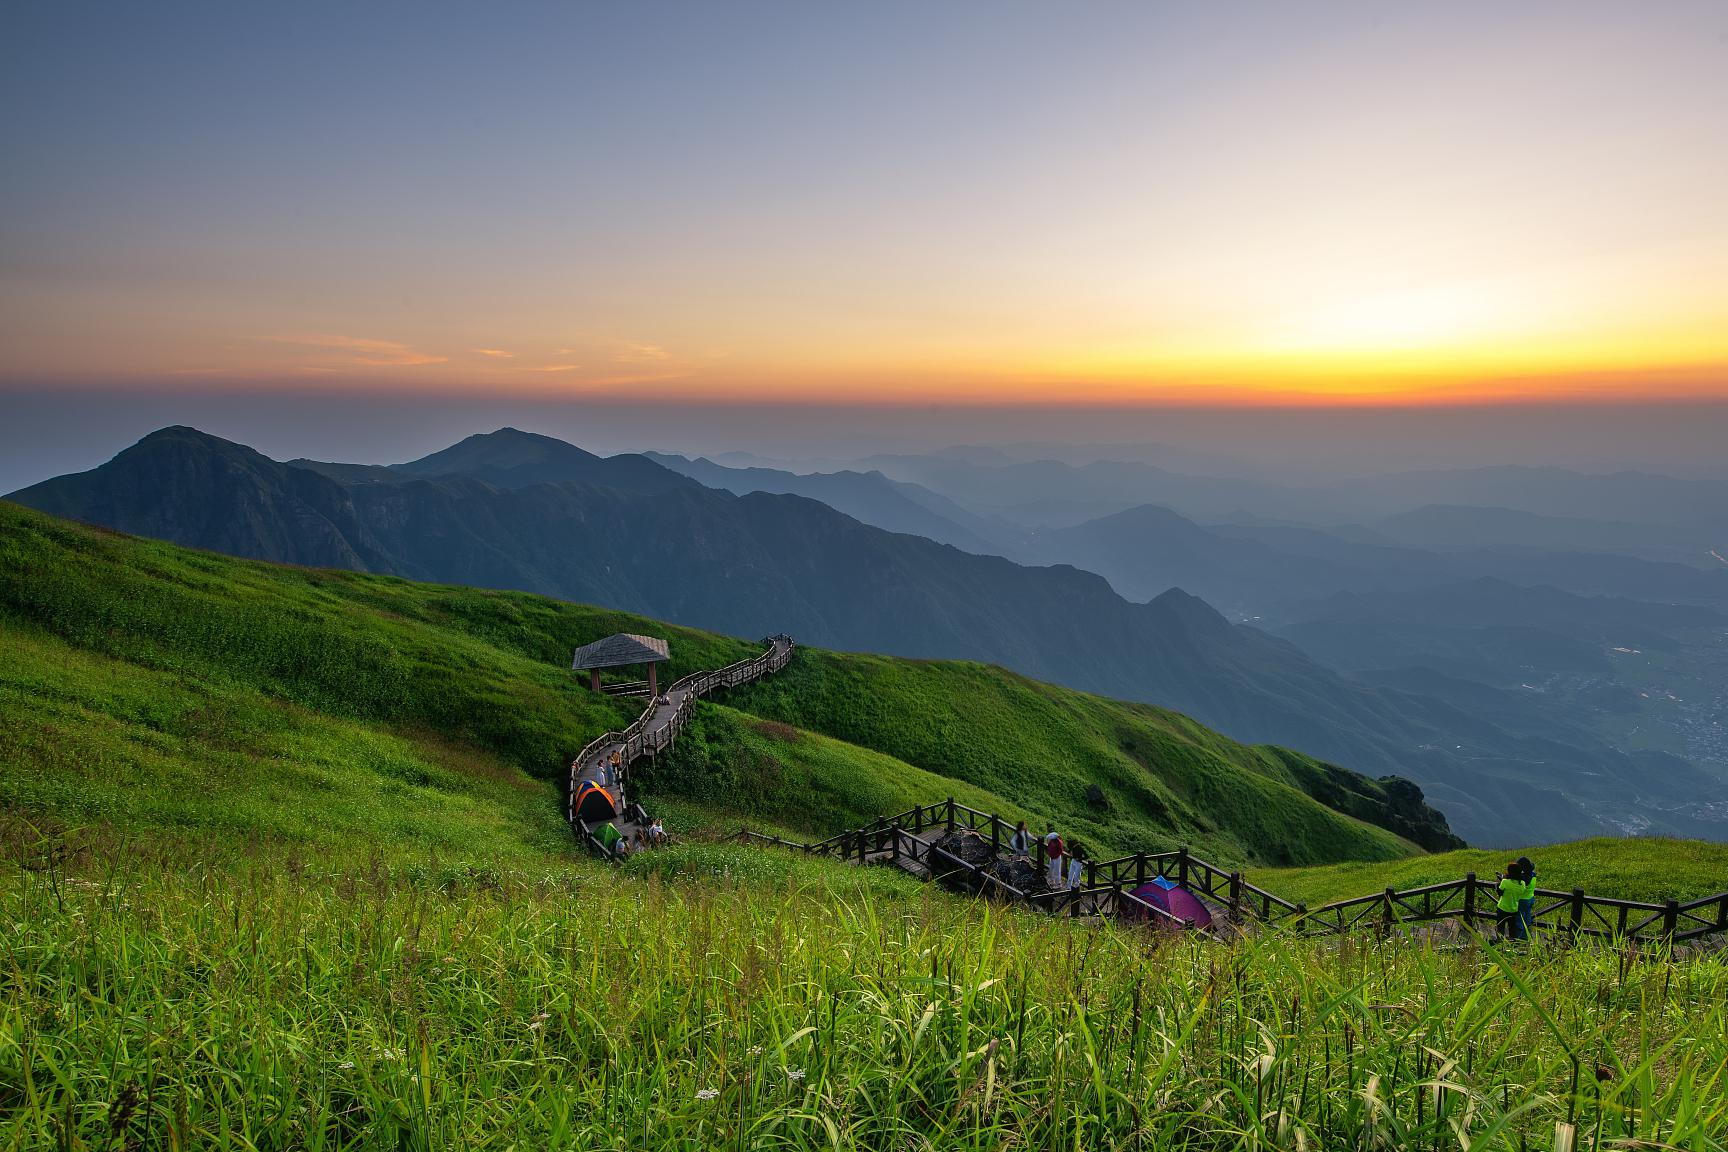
12,425,1718,846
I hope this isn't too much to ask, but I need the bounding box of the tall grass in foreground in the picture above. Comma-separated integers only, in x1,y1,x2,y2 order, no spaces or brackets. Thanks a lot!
3,846,1725,1150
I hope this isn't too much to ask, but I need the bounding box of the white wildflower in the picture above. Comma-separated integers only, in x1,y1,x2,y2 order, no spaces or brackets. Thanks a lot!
336,1061,355,1071
695,1088,719,1101
785,1068,805,1082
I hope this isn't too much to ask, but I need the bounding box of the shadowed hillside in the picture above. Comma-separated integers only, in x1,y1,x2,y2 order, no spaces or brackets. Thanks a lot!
0,501,1451,866
13,425,1700,846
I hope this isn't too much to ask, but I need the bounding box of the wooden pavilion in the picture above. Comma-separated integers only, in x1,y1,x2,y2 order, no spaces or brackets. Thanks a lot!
571,633,671,695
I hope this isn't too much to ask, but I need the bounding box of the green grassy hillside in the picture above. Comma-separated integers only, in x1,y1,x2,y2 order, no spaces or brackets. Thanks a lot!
1253,836,1728,907
0,502,1434,868
725,649,1442,863
5,503,1728,1148
7,850,1725,1149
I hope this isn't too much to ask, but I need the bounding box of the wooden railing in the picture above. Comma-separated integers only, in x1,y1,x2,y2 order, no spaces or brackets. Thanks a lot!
741,797,1728,947
1300,875,1728,944
567,635,795,835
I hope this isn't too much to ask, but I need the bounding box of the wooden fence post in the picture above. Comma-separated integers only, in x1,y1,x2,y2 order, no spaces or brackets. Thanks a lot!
1383,887,1398,930
990,818,1000,857
1135,854,1146,887
1463,873,1477,928
946,797,956,833
1177,847,1190,889
1570,888,1586,939
1663,899,1680,943
1229,872,1243,913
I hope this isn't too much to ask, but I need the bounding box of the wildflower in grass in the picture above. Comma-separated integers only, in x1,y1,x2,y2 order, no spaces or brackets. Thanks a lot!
336,1061,355,1070
785,1067,805,1082
695,1088,719,1101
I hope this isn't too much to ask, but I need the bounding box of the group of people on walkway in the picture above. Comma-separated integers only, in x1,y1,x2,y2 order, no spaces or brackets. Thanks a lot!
1007,819,1088,892
1495,855,1539,940
597,816,668,857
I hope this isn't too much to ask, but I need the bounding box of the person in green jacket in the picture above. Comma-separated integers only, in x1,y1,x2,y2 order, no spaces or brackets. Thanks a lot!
1495,861,1534,940
1515,856,1538,939
597,821,625,857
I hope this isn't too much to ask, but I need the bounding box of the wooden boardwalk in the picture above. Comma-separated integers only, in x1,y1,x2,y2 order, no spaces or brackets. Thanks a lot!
742,798,1728,948
569,636,794,856
565,635,1728,948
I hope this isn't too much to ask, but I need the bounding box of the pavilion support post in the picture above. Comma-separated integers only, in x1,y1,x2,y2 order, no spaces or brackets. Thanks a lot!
649,664,659,698
589,669,601,692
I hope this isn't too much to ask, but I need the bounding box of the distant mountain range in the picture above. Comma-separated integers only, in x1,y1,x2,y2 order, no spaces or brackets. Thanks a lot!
655,453,1728,615
643,452,1011,555
11,425,1726,846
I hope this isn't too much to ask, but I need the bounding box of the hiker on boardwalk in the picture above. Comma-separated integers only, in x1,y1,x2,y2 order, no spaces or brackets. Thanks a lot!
1008,820,1032,856
1516,856,1538,939
1066,842,1086,896
1495,860,1534,940
648,816,667,846
598,821,625,858
1043,826,1066,890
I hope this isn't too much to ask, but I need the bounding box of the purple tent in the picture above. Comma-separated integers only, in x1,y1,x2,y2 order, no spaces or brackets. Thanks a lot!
1125,876,1213,930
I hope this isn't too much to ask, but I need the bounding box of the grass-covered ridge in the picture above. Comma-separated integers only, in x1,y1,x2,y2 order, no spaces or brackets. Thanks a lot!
1,502,1436,867
725,648,1443,863
5,851,1725,1149
1254,836,1728,909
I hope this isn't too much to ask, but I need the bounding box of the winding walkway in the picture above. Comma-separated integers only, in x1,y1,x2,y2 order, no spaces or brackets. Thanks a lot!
741,800,1728,949
564,633,1728,948
568,635,794,853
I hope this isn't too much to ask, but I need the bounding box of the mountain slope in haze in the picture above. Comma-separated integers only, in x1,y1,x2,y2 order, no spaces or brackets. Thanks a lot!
1043,501,1728,614
644,452,1008,554
1374,504,1718,566
12,425,1709,847
849,453,1301,527
1318,465,1728,527
0,501,1448,866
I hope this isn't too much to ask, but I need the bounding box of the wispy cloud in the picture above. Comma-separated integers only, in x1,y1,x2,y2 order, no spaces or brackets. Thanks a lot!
270,334,447,367
614,342,671,364
582,369,693,387
471,348,514,359
523,363,583,372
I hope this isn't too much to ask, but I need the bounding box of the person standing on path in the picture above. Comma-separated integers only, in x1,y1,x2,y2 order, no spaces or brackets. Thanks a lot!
1066,842,1086,899
1043,826,1065,891
1495,862,1533,941
1008,820,1032,856
1515,856,1538,939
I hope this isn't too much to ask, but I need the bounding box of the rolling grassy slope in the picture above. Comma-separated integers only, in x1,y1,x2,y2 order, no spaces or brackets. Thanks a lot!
726,649,1442,863
1253,836,1728,907
2,501,1433,867
8,848,1725,1149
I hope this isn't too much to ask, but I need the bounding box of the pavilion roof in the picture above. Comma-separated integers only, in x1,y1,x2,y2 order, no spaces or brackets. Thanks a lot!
571,632,671,671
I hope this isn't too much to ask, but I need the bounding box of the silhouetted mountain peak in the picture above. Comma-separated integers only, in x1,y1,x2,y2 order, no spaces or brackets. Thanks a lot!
396,428,602,476
1146,586,1232,633
394,428,692,494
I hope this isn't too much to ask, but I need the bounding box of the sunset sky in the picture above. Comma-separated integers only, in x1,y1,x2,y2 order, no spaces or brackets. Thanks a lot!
4,1,1728,407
